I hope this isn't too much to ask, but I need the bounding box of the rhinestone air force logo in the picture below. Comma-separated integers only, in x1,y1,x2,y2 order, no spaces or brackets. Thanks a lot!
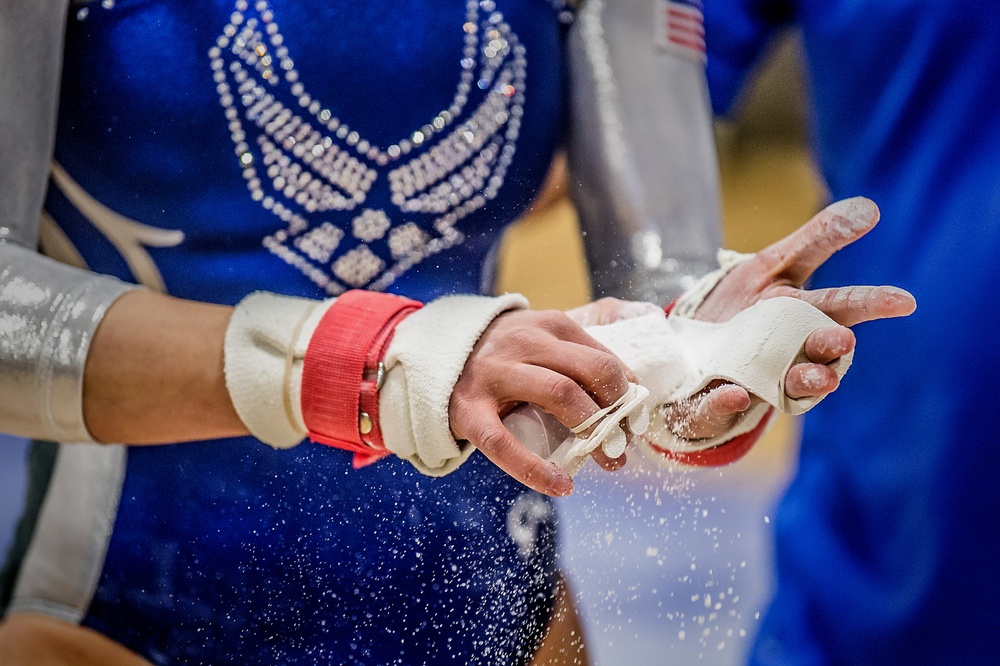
210,0,526,294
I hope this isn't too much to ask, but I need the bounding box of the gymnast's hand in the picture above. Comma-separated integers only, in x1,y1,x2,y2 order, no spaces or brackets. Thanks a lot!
664,197,916,440
449,309,634,496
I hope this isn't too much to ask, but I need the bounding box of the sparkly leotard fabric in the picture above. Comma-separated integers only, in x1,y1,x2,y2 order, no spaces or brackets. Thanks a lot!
30,1,570,663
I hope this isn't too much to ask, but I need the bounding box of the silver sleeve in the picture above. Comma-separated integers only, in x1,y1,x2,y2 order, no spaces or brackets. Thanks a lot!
0,0,137,443
567,0,722,305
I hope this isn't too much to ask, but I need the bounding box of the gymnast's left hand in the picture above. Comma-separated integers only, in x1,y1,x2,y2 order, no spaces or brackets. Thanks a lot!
449,308,635,496
664,196,916,439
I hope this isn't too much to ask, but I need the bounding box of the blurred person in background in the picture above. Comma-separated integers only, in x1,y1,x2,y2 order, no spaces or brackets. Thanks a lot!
704,2,1000,664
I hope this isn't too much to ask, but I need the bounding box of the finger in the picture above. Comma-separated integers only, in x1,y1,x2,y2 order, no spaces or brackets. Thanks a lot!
502,311,638,385
499,366,602,432
566,298,662,328
776,285,917,327
536,311,642,385
536,342,632,408
785,363,840,400
536,310,628,358
803,326,855,364
460,409,575,497
591,446,627,471
756,197,880,285
662,382,752,440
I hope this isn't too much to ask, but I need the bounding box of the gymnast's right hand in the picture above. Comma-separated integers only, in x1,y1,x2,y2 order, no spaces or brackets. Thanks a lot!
449,309,634,497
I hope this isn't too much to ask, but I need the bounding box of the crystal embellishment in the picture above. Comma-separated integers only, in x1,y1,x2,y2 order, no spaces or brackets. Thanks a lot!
294,222,344,263
388,223,431,260
211,0,527,294
333,246,386,288
352,209,391,242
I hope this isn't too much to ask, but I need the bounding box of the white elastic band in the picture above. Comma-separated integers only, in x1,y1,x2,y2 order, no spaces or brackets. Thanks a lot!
224,292,331,449
570,388,632,435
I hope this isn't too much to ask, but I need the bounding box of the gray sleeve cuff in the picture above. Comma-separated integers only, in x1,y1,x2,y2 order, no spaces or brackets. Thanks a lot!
0,243,138,443
567,0,722,305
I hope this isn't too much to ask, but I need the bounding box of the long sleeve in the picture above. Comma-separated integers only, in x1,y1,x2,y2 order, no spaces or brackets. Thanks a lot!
0,0,137,443
566,0,722,305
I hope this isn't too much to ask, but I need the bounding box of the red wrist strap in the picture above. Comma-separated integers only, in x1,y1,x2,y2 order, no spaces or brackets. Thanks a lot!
301,290,422,468
640,406,774,467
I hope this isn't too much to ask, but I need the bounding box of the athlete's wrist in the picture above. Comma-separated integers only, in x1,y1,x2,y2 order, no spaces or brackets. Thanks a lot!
223,289,531,474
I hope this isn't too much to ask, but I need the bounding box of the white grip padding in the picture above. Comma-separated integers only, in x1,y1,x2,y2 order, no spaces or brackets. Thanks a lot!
379,293,529,476
668,297,852,415
587,296,852,456
224,292,333,449
590,297,852,415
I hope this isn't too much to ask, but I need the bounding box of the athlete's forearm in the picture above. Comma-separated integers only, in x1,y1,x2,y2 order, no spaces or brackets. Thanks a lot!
82,289,248,445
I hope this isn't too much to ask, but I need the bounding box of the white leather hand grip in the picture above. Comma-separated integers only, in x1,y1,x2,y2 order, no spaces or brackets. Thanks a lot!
510,296,852,471
596,296,852,457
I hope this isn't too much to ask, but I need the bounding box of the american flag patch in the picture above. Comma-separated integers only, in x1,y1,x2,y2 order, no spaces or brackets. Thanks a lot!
655,0,705,62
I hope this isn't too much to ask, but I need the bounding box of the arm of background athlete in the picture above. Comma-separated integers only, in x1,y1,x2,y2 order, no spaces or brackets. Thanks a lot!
0,0,151,444
566,0,721,306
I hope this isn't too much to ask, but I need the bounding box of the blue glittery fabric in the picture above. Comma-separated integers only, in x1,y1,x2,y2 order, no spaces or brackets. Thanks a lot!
45,1,569,663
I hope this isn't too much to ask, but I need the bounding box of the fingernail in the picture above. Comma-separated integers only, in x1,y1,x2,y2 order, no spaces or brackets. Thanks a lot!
825,197,879,235
881,286,918,314
801,367,825,391
552,474,574,496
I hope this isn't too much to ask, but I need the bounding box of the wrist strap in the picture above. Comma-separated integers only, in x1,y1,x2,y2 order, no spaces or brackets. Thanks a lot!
301,290,422,467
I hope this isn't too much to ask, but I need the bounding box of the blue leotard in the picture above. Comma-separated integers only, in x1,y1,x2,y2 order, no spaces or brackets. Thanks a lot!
705,1,1000,663
31,1,570,663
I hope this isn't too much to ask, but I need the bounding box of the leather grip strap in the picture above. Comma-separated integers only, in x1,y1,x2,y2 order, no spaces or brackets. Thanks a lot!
301,290,421,466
